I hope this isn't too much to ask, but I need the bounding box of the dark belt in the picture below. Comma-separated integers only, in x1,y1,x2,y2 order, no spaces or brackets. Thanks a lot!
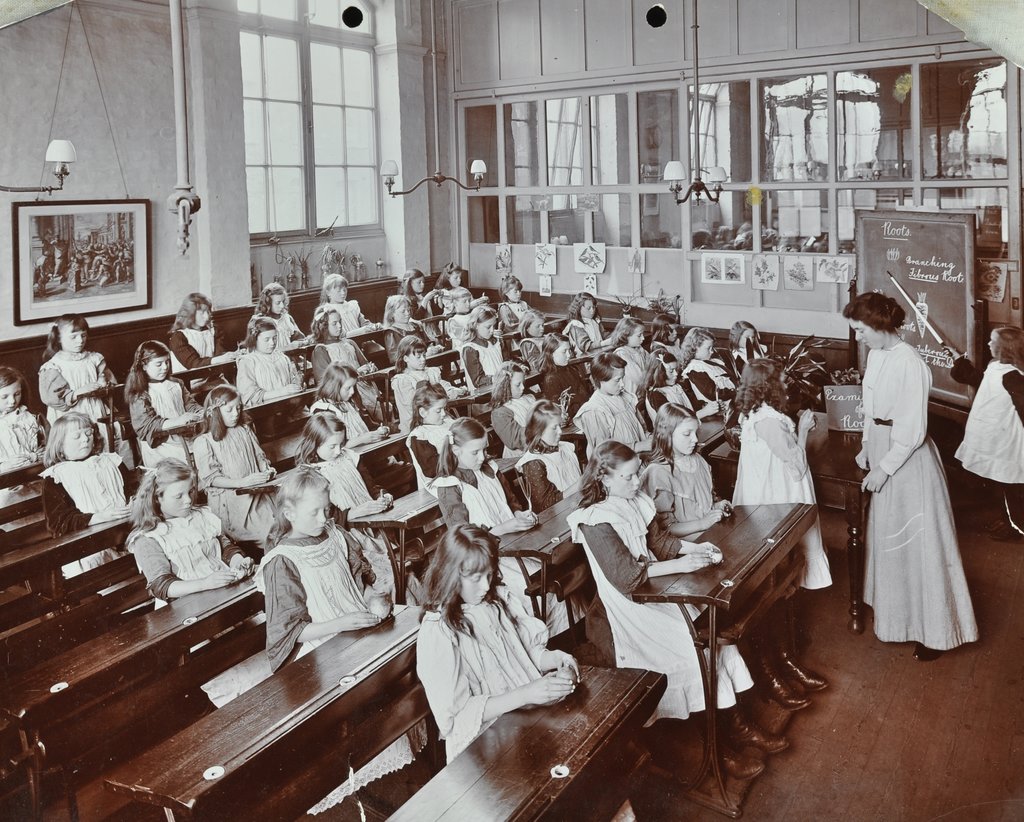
873,418,893,427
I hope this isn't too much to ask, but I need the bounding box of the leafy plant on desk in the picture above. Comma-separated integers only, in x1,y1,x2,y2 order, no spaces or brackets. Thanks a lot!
829,367,862,386
774,335,831,414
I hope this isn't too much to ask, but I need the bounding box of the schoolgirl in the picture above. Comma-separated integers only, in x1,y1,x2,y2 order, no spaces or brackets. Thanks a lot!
516,400,582,513
0,367,45,470
650,313,686,361
729,320,768,374
399,268,437,322
489,361,536,457
460,306,505,391
678,327,735,419
309,362,389,448
638,350,693,425
125,341,203,468
516,310,547,372
256,468,417,810
608,317,652,396
406,384,456,489
573,352,648,457
567,442,780,775
563,292,608,356
539,333,591,421
496,274,531,334
191,385,276,549
417,524,579,762
310,306,381,420
319,273,377,336
445,287,476,349
391,335,464,434
168,292,236,372
38,314,116,435
431,417,566,634
235,317,303,407
382,294,440,364
253,283,304,351
433,264,486,316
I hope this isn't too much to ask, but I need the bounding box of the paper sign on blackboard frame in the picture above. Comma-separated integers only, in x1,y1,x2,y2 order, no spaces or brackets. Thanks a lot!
854,210,982,409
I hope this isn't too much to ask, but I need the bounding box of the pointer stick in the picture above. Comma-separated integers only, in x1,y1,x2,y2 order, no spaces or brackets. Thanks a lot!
885,271,962,359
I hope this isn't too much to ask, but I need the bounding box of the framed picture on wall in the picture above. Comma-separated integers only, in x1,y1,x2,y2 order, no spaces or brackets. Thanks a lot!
12,199,152,326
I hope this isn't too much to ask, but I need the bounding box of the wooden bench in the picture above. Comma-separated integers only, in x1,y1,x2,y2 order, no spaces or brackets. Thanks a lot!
103,605,429,822
0,579,264,820
391,665,667,822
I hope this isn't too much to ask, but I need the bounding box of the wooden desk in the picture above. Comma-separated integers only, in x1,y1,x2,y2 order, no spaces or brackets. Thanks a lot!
0,462,43,491
103,606,426,822
391,665,667,822
706,411,867,633
631,502,816,817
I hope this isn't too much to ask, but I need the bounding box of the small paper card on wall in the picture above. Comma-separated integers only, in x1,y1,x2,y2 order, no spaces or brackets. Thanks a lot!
978,259,1009,302
700,253,723,283
816,255,852,284
538,275,553,297
583,273,599,294
783,256,813,290
496,244,512,275
574,243,606,274
535,243,556,276
626,247,646,276
721,253,745,285
751,254,780,291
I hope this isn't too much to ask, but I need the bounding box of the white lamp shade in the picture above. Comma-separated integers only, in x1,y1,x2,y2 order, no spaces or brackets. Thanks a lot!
663,160,685,182
379,160,400,178
469,159,487,175
45,139,76,164
706,166,727,183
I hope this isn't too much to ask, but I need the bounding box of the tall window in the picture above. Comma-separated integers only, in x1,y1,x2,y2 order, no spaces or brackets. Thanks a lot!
238,0,378,236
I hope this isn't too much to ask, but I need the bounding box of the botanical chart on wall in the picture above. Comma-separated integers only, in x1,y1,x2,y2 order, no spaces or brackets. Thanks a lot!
700,252,745,285
977,259,1009,302
495,244,512,275
783,256,814,291
751,254,780,291
535,243,556,276
626,247,646,276
12,199,152,325
816,255,853,284
538,275,553,296
573,243,606,274
583,273,599,294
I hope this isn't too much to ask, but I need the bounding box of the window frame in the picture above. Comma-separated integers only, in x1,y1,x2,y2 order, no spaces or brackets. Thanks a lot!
238,1,382,241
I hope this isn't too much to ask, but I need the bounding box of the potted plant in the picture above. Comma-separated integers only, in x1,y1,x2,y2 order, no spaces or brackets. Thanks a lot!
823,367,864,432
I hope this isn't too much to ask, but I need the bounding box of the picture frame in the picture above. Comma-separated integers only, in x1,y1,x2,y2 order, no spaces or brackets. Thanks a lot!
12,198,152,326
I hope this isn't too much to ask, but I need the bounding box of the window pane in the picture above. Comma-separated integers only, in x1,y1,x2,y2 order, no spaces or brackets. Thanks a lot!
590,93,629,185
465,105,497,187
343,49,373,107
239,32,263,98
761,73,829,181
468,197,500,243
640,193,682,248
504,101,542,187
266,102,303,164
268,167,305,231
592,194,631,247
310,43,342,105
638,89,679,184
347,166,376,224
259,0,297,20
921,59,1007,179
246,167,267,233
313,105,345,165
546,97,583,186
264,36,300,101
309,0,370,32
548,195,583,245
923,187,1008,257
690,192,754,250
238,0,258,13
836,189,913,253
316,167,346,228
243,101,265,164
763,189,828,252
690,82,751,183
507,196,542,244
345,108,374,165
836,67,912,180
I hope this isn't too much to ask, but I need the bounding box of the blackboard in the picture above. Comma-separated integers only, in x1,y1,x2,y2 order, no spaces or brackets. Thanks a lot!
855,210,981,408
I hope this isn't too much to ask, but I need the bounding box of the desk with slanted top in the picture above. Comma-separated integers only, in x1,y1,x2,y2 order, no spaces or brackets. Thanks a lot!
630,502,816,817
390,665,667,822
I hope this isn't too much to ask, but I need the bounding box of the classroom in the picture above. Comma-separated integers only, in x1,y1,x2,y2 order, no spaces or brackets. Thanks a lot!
0,0,1021,819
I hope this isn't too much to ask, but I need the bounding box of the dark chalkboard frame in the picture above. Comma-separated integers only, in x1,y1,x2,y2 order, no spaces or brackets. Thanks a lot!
854,210,982,410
